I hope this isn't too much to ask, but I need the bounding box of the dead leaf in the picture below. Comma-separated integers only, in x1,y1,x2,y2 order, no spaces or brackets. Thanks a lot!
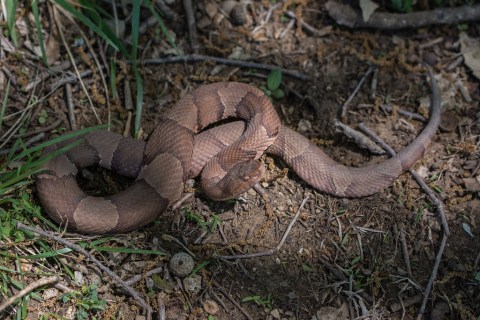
460,32,480,79
359,0,379,22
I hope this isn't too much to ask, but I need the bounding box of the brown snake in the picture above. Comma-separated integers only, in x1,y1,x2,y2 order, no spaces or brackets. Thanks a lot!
36,69,440,234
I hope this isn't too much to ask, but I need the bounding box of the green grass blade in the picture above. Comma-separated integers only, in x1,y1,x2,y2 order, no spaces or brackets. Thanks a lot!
0,79,10,130
53,0,127,56
32,0,47,65
5,0,18,46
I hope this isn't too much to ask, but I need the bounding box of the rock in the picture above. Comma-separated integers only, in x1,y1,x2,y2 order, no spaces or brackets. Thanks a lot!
270,308,281,319
203,299,219,315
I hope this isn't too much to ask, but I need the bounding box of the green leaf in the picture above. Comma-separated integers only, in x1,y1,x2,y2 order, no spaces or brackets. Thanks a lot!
267,68,282,91
474,272,480,282
272,88,285,99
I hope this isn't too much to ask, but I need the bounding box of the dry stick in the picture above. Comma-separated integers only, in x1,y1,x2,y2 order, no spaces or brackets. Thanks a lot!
139,54,311,81
214,196,308,260
393,223,413,279
381,104,426,122
284,10,332,37
0,276,60,313
355,122,450,318
357,123,450,236
46,70,93,91
53,7,101,124
14,119,62,138
0,133,45,156
183,0,198,53
125,266,163,286
15,223,153,317
417,233,448,320
325,0,480,30
157,294,166,320
65,83,77,131
24,61,71,92
341,66,375,118
212,280,253,320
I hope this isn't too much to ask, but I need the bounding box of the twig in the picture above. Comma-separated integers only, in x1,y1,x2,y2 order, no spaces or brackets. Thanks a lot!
125,267,163,286
381,104,426,122
171,193,194,210
370,68,378,100
417,233,448,319
53,7,100,124
393,223,413,279
341,66,375,118
46,69,93,91
285,11,332,37
357,123,450,235
214,196,308,260
183,0,198,52
0,276,60,313
355,102,449,319
157,294,166,320
16,223,152,316
212,280,253,320
65,83,77,131
15,119,63,138
0,133,45,156
325,1,480,30
139,54,311,81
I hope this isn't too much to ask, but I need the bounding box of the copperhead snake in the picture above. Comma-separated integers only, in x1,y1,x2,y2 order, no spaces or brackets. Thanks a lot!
36,69,440,234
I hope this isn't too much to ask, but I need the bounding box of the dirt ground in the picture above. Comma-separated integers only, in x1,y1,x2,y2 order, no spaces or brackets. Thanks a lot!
1,1,479,319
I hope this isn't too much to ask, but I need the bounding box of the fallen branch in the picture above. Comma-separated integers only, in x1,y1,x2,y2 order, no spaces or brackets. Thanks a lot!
139,54,311,81
0,276,60,314
325,1,480,30
16,223,152,318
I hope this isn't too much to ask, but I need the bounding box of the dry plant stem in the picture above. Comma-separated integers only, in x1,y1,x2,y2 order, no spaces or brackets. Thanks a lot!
370,68,378,100
15,119,62,138
393,223,413,278
171,193,194,210
355,121,450,318
53,7,100,124
46,69,94,91
16,222,152,316
341,66,375,118
140,54,311,81
65,84,77,130
212,280,253,320
325,0,480,29
24,61,71,92
214,196,308,260
0,133,45,156
381,104,426,122
125,267,163,286
390,295,422,313
417,233,448,320
357,123,450,235
55,4,111,127
183,0,198,52
285,11,332,36
157,294,166,320
0,276,60,313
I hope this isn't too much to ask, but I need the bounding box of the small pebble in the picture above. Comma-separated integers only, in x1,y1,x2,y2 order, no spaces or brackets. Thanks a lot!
439,111,458,132
203,299,219,315
169,252,194,278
